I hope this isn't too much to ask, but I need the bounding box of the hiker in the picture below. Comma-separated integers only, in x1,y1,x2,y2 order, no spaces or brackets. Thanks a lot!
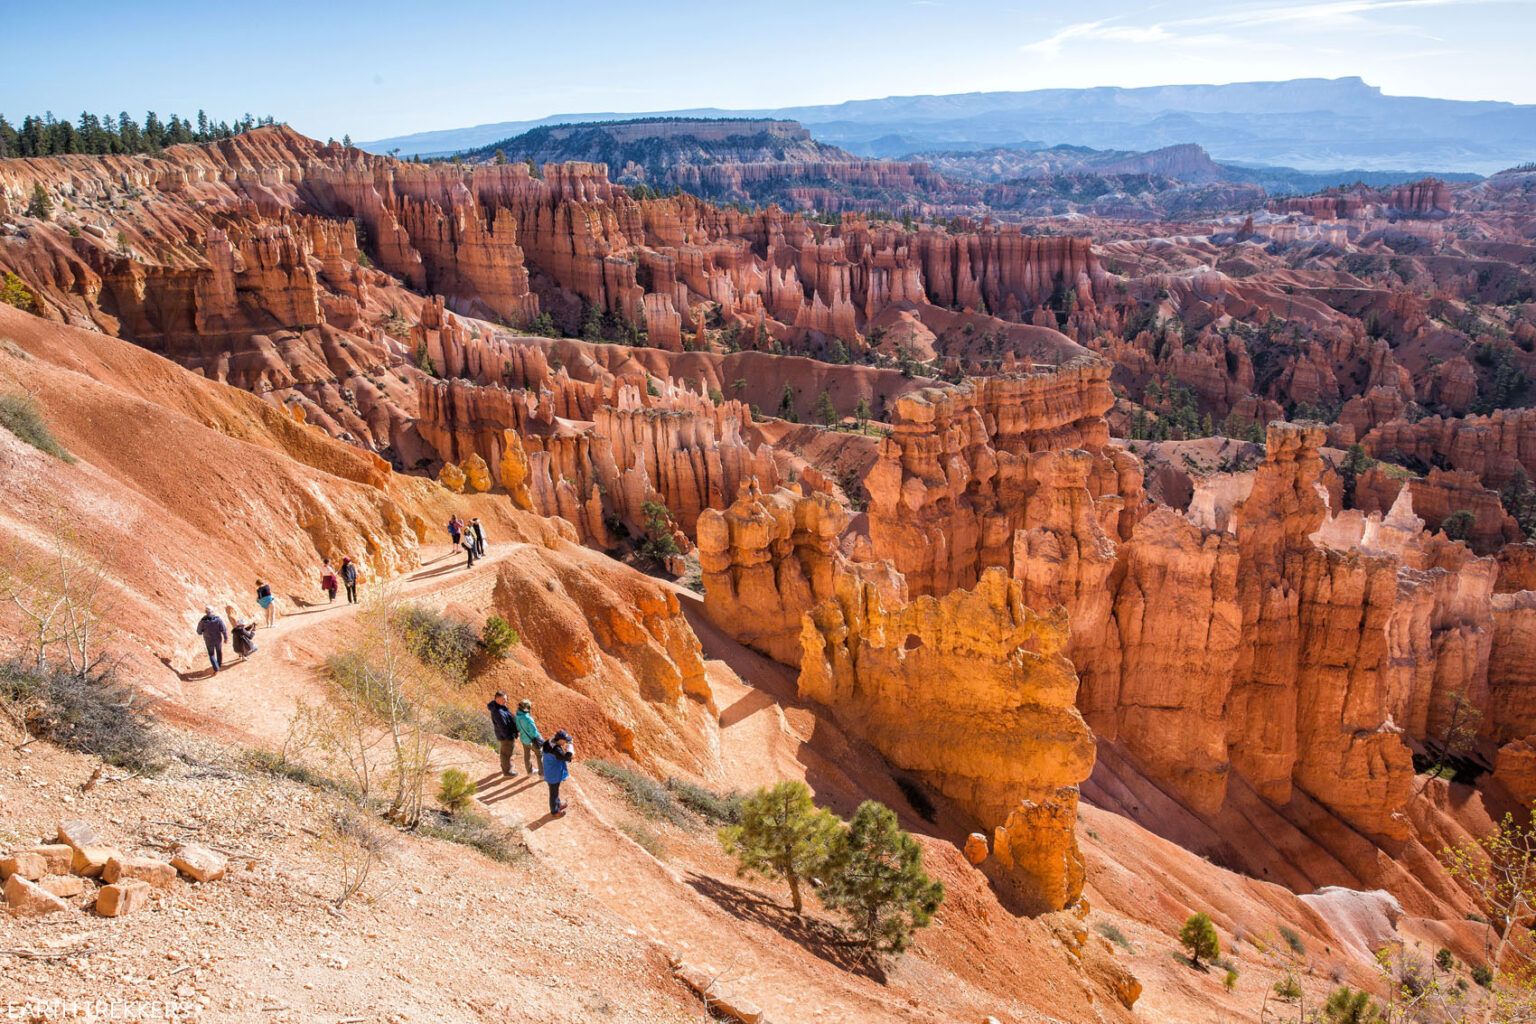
448,515,461,547
542,730,574,817
471,517,486,558
515,699,544,777
462,529,477,569
232,619,258,660
488,691,519,777
320,560,339,604
195,606,229,674
340,557,359,604
255,578,276,628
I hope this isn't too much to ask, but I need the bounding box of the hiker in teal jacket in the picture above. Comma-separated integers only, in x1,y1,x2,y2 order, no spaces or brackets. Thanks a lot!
515,700,543,777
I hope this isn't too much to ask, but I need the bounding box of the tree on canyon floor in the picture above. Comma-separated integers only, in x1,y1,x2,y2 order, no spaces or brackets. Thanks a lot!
1442,509,1476,543
1179,912,1221,968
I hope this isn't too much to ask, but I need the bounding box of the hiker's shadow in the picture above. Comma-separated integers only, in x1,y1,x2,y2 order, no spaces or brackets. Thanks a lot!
159,656,217,682
683,872,884,981
410,563,465,582
479,776,541,805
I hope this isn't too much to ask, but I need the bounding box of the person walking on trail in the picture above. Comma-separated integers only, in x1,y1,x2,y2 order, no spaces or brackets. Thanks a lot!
195,606,229,674
232,618,258,660
542,730,574,817
340,557,360,604
448,516,461,547
487,691,519,777
255,578,276,628
471,517,486,558
320,561,339,604
515,699,544,777
462,530,478,570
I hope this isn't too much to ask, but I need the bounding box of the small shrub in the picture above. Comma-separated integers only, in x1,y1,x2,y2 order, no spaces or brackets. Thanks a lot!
1180,912,1221,968
434,703,495,747
0,660,161,773
894,775,936,822
1,272,38,313
1434,947,1454,972
437,768,477,813
619,820,667,859
1441,508,1476,542
1471,963,1493,988
666,777,743,824
400,604,479,677
1273,972,1304,1001
1095,921,1132,951
1223,968,1239,992
416,807,523,864
480,615,519,659
1320,985,1380,1024
1279,924,1306,957
588,759,691,827
0,393,73,461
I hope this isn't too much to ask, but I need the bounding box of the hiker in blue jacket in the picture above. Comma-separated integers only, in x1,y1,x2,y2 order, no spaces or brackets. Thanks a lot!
515,699,543,777
542,731,574,817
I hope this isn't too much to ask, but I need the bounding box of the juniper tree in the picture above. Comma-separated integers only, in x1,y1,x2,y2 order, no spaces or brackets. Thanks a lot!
1179,912,1220,968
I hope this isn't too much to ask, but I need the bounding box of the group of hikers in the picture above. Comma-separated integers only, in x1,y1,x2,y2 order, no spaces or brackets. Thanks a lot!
487,692,574,818
192,524,486,673
448,515,488,569
193,557,364,673
189,538,573,821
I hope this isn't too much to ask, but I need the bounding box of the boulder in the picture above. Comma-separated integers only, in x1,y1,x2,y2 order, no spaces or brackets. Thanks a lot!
963,833,989,866
71,845,123,879
31,844,73,874
171,844,227,882
95,879,152,918
103,856,177,889
56,819,98,851
38,875,87,899
0,851,46,881
5,874,73,917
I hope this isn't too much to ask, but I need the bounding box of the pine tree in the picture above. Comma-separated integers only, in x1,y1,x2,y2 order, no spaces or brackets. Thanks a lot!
580,304,605,342
342,134,353,149
494,148,507,165
25,184,52,221
820,801,944,958
1179,912,1220,968
719,781,841,915
815,390,838,427
777,383,798,422
854,397,872,428
0,115,16,158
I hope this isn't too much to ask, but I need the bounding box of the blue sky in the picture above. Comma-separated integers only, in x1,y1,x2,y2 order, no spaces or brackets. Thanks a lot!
2,0,1532,141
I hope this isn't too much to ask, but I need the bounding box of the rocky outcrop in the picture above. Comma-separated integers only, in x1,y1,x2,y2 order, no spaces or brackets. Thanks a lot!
1362,409,1536,491
697,483,871,664
798,568,1095,912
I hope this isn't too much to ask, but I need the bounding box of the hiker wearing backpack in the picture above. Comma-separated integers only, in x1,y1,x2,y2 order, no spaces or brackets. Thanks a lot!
515,699,543,777
195,606,229,673
340,557,359,604
542,730,574,817
320,560,339,604
255,578,276,628
448,516,461,546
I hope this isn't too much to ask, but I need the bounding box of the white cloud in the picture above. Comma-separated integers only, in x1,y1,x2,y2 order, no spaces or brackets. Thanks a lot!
1020,0,1488,57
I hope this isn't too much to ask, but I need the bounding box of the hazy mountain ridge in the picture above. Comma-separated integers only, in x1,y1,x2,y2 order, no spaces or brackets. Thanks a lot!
360,77,1536,174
